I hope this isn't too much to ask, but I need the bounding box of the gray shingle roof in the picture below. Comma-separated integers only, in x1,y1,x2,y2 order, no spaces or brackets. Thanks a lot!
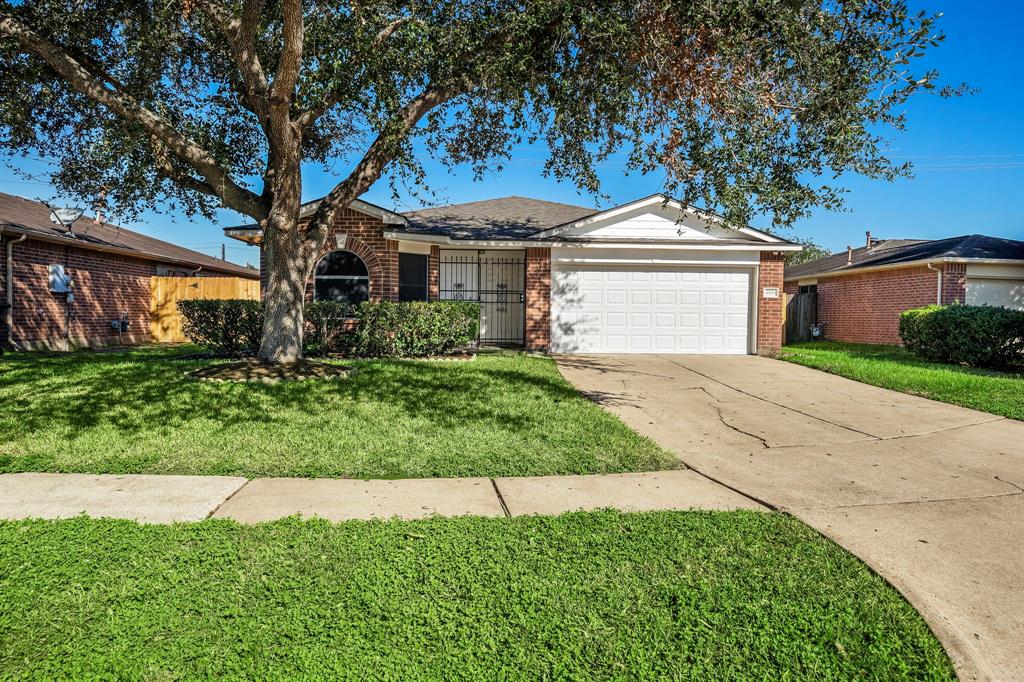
785,234,1024,280
0,192,259,278
401,196,596,239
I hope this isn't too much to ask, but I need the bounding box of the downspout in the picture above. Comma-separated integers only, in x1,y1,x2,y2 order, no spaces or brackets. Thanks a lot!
926,262,942,305
4,230,28,348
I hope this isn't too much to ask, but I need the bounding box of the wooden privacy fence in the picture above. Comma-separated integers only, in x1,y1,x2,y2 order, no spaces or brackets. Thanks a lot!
784,292,818,344
150,276,260,343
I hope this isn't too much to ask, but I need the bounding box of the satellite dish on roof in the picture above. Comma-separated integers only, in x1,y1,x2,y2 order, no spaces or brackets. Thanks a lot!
49,206,85,236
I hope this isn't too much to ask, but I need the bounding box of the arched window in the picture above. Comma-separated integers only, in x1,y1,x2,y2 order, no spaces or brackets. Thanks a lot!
314,250,370,304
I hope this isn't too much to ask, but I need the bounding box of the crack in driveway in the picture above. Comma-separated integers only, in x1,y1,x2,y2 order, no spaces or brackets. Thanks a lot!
692,385,771,449
657,355,883,440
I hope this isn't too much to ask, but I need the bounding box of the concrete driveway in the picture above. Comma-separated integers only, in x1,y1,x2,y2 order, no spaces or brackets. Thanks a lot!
555,354,1024,682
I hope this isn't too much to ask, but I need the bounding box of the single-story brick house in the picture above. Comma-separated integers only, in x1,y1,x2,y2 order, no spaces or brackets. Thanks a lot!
0,192,259,350
226,194,800,354
784,233,1024,345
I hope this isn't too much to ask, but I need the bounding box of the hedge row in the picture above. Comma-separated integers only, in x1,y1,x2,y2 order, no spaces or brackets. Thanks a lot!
899,304,1024,369
177,299,480,358
178,299,263,357
352,301,480,357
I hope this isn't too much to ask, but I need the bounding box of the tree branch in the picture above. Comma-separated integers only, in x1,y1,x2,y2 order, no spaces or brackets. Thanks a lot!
149,134,220,197
296,16,419,128
269,0,303,106
0,14,268,220
195,0,271,126
307,84,465,234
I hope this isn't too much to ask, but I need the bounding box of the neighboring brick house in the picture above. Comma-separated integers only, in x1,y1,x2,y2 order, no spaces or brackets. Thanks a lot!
784,233,1024,345
0,192,259,350
227,194,799,355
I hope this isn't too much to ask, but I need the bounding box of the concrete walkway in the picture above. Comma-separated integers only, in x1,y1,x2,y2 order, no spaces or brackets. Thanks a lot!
555,354,1024,682
0,469,763,525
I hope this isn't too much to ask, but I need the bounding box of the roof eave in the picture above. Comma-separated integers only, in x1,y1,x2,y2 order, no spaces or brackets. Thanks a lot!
784,256,1024,282
529,194,792,244
384,230,802,250
224,226,264,245
4,225,259,278
298,198,408,225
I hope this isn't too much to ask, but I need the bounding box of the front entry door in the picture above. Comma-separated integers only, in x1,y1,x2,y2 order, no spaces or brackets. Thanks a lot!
440,250,525,346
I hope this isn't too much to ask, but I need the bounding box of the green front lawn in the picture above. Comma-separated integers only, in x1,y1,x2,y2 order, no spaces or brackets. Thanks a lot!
0,511,954,680
0,347,675,479
781,342,1024,420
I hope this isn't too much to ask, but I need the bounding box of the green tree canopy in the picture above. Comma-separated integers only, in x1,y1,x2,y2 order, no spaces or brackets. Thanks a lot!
0,0,951,361
786,238,833,267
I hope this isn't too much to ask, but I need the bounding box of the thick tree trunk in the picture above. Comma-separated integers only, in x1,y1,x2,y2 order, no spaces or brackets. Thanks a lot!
259,217,315,363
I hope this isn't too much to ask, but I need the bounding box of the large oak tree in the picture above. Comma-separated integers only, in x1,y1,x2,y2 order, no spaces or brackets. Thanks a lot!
0,0,948,362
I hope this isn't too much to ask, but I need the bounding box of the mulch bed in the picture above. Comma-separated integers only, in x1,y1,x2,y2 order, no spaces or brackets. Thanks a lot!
320,350,478,362
186,360,356,384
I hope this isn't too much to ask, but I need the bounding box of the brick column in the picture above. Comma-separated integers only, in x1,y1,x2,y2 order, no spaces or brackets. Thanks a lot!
941,263,966,304
428,246,440,301
524,247,551,352
756,252,785,356
383,240,400,301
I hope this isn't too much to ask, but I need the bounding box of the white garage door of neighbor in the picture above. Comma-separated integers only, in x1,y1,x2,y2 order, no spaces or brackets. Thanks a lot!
551,266,752,354
966,278,1024,310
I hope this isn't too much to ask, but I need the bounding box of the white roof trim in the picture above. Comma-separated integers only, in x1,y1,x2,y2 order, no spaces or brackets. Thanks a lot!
384,230,801,250
784,256,1024,282
299,198,407,224
939,257,1024,265
530,194,788,244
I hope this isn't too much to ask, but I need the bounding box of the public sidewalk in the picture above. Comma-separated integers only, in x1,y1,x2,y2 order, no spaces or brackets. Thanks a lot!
0,468,764,525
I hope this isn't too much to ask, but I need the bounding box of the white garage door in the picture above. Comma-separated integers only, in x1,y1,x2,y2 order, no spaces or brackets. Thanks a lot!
551,266,752,354
966,278,1024,310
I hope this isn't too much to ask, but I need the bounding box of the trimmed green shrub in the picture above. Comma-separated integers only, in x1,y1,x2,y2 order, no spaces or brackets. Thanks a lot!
352,301,480,357
898,304,946,360
899,304,1024,369
304,301,356,356
177,299,263,356
179,299,479,358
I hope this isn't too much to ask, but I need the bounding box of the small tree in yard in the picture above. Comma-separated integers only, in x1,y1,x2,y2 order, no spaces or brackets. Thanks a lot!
785,238,832,267
0,0,955,362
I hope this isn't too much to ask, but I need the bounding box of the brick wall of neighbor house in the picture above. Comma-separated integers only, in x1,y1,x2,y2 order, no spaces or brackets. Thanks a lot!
1,237,154,349
756,252,786,355
815,264,964,345
524,247,551,351
941,262,967,304
783,281,799,296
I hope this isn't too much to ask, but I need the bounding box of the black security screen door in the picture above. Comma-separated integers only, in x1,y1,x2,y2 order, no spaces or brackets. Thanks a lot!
439,251,525,346
399,253,429,301
314,250,370,304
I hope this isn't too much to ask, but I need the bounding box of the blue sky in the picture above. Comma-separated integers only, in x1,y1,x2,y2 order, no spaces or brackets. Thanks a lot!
1,0,1021,267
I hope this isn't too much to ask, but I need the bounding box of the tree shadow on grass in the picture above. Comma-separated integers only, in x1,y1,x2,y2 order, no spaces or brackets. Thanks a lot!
0,348,590,445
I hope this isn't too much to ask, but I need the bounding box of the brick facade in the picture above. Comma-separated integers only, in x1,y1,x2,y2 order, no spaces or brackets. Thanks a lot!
257,211,792,355
260,208,402,304
805,264,964,345
756,252,786,355
941,263,967,305
524,247,551,351
1,237,154,349
278,216,555,349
